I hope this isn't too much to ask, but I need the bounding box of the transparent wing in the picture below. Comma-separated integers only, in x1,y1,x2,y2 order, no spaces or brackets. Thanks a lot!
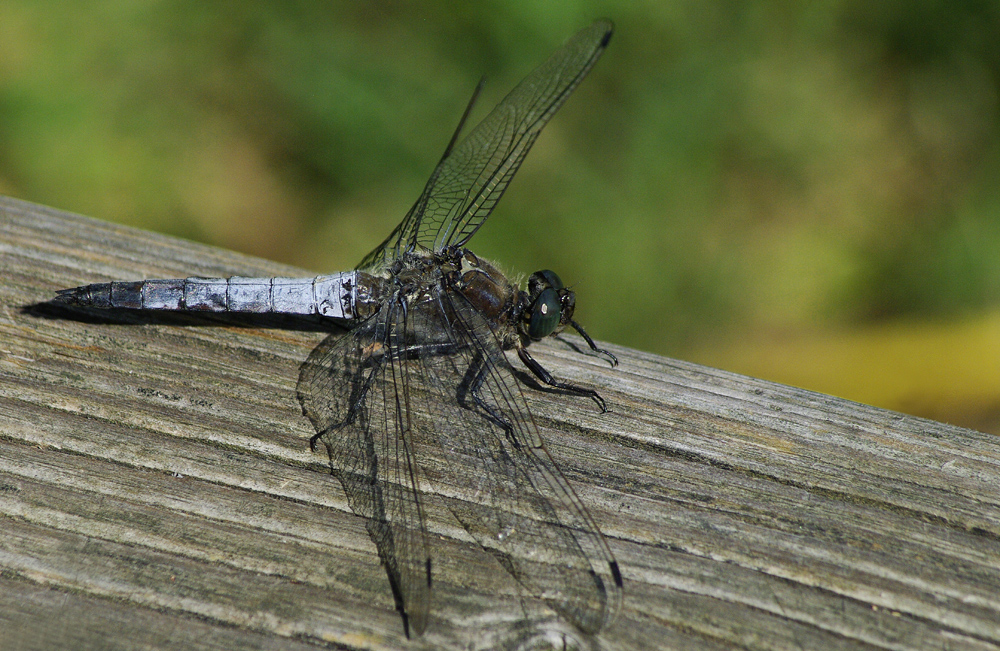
358,20,613,271
297,306,433,637
403,285,622,635
298,282,621,635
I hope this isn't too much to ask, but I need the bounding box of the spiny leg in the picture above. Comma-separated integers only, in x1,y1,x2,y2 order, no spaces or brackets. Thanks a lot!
517,347,608,413
456,351,523,450
310,351,385,451
570,319,617,367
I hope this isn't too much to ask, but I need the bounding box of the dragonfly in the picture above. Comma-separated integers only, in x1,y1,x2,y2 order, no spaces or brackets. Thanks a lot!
57,20,621,638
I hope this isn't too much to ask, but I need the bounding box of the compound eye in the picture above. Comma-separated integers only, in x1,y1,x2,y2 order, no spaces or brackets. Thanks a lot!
537,270,563,290
528,288,561,339
529,269,564,296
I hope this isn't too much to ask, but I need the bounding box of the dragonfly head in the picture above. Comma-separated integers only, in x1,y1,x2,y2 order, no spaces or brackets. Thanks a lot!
523,270,576,341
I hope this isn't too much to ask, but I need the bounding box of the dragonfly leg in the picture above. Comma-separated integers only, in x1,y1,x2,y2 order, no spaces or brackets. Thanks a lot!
309,357,383,452
569,320,618,367
517,347,608,413
456,352,524,449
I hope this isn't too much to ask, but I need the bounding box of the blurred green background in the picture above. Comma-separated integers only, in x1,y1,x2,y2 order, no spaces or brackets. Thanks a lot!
2,1,998,434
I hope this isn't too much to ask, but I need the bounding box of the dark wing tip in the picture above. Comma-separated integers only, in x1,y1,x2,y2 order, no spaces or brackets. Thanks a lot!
596,20,614,47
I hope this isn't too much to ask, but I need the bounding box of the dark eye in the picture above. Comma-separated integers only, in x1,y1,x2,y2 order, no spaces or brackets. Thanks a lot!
528,269,564,295
528,288,561,339
537,270,563,290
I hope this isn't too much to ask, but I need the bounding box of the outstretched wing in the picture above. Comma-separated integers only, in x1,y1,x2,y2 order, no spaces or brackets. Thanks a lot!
297,305,433,637
358,20,613,272
403,284,622,634
297,281,622,636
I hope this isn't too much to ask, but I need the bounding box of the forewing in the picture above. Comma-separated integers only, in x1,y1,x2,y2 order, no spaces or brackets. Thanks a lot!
405,286,622,635
357,20,613,271
296,308,432,637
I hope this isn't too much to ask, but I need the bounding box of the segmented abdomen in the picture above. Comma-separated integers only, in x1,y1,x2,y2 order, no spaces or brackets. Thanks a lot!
56,274,357,319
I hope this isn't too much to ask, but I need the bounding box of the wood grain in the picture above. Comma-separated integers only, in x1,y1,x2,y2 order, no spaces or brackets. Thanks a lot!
1,195,999,650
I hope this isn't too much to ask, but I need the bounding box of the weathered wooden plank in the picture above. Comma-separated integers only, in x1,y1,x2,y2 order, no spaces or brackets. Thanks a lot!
1,195,999,650
0,574,329,651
